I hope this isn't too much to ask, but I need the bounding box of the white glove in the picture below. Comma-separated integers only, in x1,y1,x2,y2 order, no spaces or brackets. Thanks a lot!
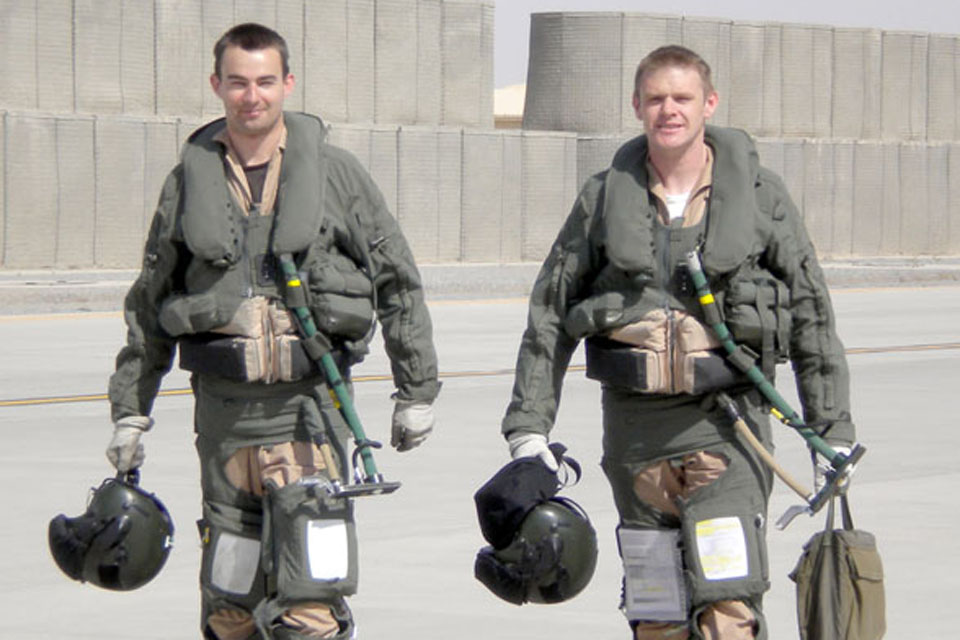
813,445,854,492
106,416,154,472
391,400,435,452
507,432,558,472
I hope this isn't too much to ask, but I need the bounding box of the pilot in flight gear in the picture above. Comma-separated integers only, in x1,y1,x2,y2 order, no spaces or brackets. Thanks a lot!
105,23,439,639
500,45,855,639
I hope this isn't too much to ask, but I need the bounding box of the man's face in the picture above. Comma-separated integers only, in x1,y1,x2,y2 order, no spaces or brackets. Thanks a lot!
210,45,294,139
633,65,718,156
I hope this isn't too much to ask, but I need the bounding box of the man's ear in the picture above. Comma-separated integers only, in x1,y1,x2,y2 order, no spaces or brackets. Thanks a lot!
704,90,719,119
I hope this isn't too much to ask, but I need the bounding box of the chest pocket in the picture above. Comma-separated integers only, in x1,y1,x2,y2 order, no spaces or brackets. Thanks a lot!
306,250,375,341
723,278,791,363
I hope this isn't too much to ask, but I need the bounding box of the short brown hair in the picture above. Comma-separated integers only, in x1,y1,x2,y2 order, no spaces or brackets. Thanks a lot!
634,45,714,98
213,23,290,79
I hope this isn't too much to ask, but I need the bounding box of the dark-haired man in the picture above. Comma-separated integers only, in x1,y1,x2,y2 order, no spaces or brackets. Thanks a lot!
500,45,855,639
106,23,439,639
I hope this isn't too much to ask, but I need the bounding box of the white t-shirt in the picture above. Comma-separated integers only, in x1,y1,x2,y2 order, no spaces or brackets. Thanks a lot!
664,192,691,221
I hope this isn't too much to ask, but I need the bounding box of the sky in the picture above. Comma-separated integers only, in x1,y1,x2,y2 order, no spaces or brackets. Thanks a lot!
494,0,960,88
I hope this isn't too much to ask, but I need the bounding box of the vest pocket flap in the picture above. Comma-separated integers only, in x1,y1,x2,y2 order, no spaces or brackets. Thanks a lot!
845,541,884,582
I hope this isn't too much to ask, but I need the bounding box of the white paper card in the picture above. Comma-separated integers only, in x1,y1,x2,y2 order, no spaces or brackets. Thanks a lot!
306,520,349,580
695,516,749,580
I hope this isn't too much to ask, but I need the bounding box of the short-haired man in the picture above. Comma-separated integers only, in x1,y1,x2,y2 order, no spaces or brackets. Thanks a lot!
106,23,440,639
501,45,856,639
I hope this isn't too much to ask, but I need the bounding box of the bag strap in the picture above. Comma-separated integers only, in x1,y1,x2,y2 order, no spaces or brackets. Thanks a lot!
840,493,855,531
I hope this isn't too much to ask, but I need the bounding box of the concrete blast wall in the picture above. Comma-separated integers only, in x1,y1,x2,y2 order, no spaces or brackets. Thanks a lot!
0,112,578,268
0,0,494,128
524,12,960,142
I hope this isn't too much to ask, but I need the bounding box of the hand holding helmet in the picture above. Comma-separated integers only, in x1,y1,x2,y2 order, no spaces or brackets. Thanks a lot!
105,416,154,472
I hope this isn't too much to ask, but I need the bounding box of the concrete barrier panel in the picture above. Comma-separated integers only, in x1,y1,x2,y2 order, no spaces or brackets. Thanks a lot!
327,124,373,167
120,0,157,115
522,132,576,261
36,0,75,113
851,142,884,255
0,2,38,110
0,113,5,266
781,25,832,137
276,0,307,114
143,120,180,233
898,143,929,254
951,144,960,253
442,1,494,128
156,0,205,118
235,0,275,25
927,35,958,141
831,142,855,256
199,0,234,118
781,139,805,216
500,132,524,262
882,32,928,141
436,129,463,262
376,0,418,124
369,126,399,217
55,117,96,267
620,14,683,133
417,0,442,125
95,118,147,267
729,23,765,133
461,132,504,261
576,134,625,189
398,128,440,261
75,0,123,114
759,23,783,137
563,13,624,134
5,116,58,268
523,13,565,132
755,138,785,181
304,0,349,123
802,141,835,255
926,144,950,254
345,0,375,123
881,144,901,253
833,29,882,139
682,18,731,127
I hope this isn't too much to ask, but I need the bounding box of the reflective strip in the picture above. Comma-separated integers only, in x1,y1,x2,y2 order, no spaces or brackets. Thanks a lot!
306,520,349,580
699,293,715,305
211,532,261,595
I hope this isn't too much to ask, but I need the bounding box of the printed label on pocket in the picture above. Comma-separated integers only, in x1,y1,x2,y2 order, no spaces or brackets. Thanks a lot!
695,517,749,581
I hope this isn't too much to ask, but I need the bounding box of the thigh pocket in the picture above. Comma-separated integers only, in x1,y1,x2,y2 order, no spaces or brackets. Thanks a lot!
262,482,359,601
681,502,769,608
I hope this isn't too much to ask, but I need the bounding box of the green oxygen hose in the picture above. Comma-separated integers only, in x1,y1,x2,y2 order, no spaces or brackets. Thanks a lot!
277,254,384,483
684,251,846,465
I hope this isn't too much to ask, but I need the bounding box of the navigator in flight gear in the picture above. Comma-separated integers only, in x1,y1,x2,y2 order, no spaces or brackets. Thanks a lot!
48,471,174,591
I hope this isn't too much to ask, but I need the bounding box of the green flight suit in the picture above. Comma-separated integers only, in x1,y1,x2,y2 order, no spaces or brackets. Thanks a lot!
108,112,439,639
502,125,856,637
